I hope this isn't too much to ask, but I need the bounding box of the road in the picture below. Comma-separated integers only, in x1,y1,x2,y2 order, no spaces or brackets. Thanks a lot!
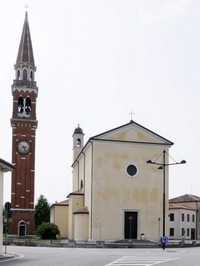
1,246,200,266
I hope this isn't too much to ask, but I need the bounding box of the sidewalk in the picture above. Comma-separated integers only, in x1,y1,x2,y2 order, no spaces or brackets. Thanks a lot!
0,253,16,262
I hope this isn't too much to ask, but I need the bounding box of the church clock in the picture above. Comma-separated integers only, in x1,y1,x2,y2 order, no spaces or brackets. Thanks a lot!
17,141,31,154
9,12,38,237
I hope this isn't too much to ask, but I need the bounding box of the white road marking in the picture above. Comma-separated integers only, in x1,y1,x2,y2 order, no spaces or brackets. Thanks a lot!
105,256,179,266
0,252,24,263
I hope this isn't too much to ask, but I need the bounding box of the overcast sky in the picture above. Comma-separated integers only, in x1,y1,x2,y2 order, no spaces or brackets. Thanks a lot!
0,0,200,204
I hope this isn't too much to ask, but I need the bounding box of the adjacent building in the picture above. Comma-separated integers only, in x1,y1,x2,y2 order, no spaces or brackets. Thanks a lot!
169,194,200,240
0,159,15,255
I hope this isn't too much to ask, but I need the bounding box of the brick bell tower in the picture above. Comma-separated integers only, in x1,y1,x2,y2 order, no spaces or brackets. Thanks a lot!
9,12,38,237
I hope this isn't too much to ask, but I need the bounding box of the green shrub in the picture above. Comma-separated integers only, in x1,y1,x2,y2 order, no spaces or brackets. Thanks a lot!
36,223,60,240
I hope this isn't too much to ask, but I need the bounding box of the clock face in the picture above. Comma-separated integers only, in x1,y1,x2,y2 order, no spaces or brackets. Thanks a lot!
17,141,30,154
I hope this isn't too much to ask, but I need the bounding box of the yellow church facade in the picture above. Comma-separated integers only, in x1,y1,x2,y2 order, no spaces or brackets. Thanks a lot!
67,120,173,241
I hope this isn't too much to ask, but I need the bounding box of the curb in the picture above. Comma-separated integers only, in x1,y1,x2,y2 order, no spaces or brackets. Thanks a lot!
0,253,23,262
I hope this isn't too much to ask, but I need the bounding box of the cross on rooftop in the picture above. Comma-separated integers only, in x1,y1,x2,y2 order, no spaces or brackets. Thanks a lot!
24,4,29,11
129,110,135,122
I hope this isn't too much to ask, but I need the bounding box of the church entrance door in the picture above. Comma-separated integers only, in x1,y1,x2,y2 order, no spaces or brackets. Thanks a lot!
124,211,138,239
18,221,26,237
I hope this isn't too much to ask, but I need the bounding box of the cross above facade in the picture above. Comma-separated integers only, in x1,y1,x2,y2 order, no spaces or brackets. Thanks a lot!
129,110,135,122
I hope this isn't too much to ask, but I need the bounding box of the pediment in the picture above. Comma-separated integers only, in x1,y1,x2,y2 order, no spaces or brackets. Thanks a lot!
92,121,173,145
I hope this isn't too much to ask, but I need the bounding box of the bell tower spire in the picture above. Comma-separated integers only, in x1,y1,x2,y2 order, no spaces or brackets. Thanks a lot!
15,12,36,81
15,12,36,83
9,12,38,237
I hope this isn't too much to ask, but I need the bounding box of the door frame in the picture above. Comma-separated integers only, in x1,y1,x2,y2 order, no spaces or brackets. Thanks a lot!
123,209,140,240
18,220,26,237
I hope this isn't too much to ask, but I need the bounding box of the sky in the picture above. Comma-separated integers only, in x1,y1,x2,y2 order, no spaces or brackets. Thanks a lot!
0,0,200,204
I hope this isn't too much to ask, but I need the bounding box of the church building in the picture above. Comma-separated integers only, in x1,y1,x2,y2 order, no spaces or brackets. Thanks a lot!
9,12,38,237
66,120,173,241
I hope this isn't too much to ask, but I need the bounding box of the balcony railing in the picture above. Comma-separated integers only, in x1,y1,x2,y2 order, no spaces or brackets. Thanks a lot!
13,80,37,87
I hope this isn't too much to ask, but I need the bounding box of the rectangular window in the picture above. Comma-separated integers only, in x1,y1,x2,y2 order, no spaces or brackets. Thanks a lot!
170,213,174,221
170,228,174,236
182,213,184,221
192,215,195,222
182,228,185,236
187,214,190,222
187,228,189,237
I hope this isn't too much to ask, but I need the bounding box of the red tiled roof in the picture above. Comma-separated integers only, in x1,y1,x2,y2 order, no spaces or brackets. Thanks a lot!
57,199,69,205
74,206,89,214
169,202,196,211
50,199,69,208
169,194,200,203
67,189,84,198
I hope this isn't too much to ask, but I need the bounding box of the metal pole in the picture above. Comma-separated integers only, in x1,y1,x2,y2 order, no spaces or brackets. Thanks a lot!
99,221,101,241
162,150,166,250
158,217,161,241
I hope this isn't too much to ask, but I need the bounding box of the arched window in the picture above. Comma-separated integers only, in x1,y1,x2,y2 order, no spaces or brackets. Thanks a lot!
23,69,27,80
25,97,31,114
25,97,31,116
18,97,24,115
76,138,81,147
80,180,83,189
30,71,34,81
17,69,20,80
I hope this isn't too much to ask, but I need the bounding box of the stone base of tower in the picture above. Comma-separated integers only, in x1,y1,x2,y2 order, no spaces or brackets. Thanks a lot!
8,209,35,237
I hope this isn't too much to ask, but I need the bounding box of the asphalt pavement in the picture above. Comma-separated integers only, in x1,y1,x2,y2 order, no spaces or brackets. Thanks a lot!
1,245,200,266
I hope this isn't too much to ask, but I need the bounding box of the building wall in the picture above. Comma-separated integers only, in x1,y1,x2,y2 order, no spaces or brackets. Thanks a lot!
197,202,200,239
169,209,196,239
74,213,89,241
50,205,69,238
68,195,84,240
78,155,85,190
70,122,172,241
8,210,35,236
178,202,200,239
89,141,169,241
72,163,79,192
83,145,93,239
0,172,3,255
73,144,93,240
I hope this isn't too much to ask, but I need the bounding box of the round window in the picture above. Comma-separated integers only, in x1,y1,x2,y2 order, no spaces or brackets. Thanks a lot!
126,164,137,177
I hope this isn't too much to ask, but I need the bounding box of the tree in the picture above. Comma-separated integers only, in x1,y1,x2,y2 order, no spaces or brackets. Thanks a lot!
36,223,60,239
35,195,50,228
3,202,12,234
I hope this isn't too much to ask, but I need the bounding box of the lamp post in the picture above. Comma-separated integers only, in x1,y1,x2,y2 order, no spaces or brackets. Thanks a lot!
146,150,186,250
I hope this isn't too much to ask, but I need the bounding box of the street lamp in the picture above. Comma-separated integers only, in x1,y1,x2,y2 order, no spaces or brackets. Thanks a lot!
26,221,30,237
146,150,186,250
